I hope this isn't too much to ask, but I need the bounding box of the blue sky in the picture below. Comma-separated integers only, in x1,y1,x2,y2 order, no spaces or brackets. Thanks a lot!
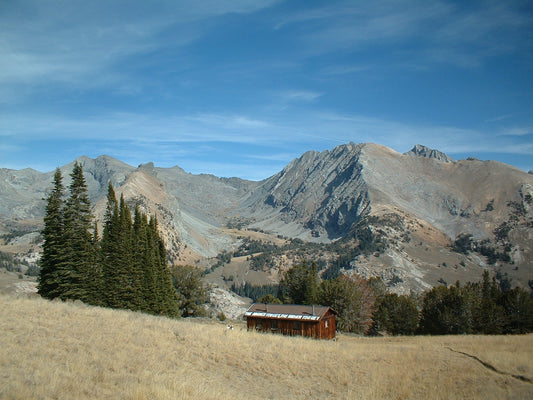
1,0,532,180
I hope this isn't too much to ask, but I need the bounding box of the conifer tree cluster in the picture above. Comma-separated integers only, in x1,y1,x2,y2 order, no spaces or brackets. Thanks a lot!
38,164,180,318
270,261,533,335
418,271,533,335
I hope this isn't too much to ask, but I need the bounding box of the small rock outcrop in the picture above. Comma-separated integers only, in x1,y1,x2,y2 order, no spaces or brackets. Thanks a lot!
406,144,455,163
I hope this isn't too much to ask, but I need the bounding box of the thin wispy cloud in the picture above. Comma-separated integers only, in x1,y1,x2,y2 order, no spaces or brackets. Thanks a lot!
280,1,532,69
280,90,323,103
485,115,514,123
0,0,280,94
498,127,532,137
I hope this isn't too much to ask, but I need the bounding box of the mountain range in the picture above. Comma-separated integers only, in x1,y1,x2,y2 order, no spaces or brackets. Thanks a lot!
1,143,532,294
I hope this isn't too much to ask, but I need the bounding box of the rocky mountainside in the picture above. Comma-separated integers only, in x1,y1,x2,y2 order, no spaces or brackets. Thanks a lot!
240,143,370,240
1,143,532,293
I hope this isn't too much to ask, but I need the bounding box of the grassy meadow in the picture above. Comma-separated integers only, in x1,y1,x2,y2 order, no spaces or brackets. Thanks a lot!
0,295,532,400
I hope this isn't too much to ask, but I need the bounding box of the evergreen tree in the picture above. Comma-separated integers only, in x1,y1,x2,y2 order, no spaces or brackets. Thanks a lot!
117,195,141,308
257,294,282,304
57,162,96,302
419,284,471,335
147,216,180,317
171,265,207,317
278,261,319,304
502,287,533,334
88,220,104,306
133,206,156,311
304,262,319,305
471,271,506,334
373,293,419,335
101,189,139,310
38,168,65,299
100,184,121,307
130,206,180,317
39,175,180,318
318,275,377,334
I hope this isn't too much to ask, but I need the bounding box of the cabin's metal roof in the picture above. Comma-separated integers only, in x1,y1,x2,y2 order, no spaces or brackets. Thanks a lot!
244,303,334,321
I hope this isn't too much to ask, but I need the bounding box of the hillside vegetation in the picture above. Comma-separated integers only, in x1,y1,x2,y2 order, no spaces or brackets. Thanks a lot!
1,295,532,400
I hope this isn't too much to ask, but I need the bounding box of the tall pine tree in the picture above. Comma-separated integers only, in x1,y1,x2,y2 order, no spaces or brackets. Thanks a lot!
39,175,180,318
59,162,96,302
38,168,65,299
133,205,156,311
146,215,180,317
101,186,179,316
101,187,136,309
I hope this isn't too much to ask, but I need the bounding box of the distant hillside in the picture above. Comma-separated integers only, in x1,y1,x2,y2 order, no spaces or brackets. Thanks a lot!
1,143,532,293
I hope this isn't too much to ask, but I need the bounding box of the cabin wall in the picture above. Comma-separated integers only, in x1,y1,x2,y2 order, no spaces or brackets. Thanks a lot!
247,314,336,339
319,313,336,340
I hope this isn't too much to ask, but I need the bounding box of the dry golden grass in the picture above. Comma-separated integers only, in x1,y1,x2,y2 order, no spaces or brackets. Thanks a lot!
1,295,532,400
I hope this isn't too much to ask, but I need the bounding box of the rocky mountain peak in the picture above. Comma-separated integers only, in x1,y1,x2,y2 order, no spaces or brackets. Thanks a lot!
406,144,455,163
2,142,533,293
245,142,369,240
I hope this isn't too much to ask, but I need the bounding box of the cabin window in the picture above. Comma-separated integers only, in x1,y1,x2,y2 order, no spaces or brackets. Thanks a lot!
292,321,301,330
271,320,278,330
325,320,328,328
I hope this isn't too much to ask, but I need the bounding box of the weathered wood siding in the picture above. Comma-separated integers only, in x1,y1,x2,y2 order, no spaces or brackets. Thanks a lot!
247,310,336,339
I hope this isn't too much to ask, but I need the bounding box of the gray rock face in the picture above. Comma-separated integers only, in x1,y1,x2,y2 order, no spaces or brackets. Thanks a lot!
243,143,370,239
1,143,532,266
406,144,455,163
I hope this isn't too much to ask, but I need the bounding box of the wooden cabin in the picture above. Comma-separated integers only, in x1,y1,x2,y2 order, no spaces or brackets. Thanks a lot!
245,303,336,339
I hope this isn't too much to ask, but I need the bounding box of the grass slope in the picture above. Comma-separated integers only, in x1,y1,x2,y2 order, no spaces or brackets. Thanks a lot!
1,295,532,400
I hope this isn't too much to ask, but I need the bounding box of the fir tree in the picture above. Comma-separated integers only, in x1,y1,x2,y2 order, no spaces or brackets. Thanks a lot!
373,293,419,335
39,174,180,318
100,184,121,307
278,261,319,305
101,192,179,317
101,189,138,310
318,275,377,334
88,220,104,306
59,162,96,302
502,287,533,333
133,205,155,312
117,195,139,308
147,216,180,317
419,284,471,335
171,265,207,317
38,168,65,299
472,271,506,334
